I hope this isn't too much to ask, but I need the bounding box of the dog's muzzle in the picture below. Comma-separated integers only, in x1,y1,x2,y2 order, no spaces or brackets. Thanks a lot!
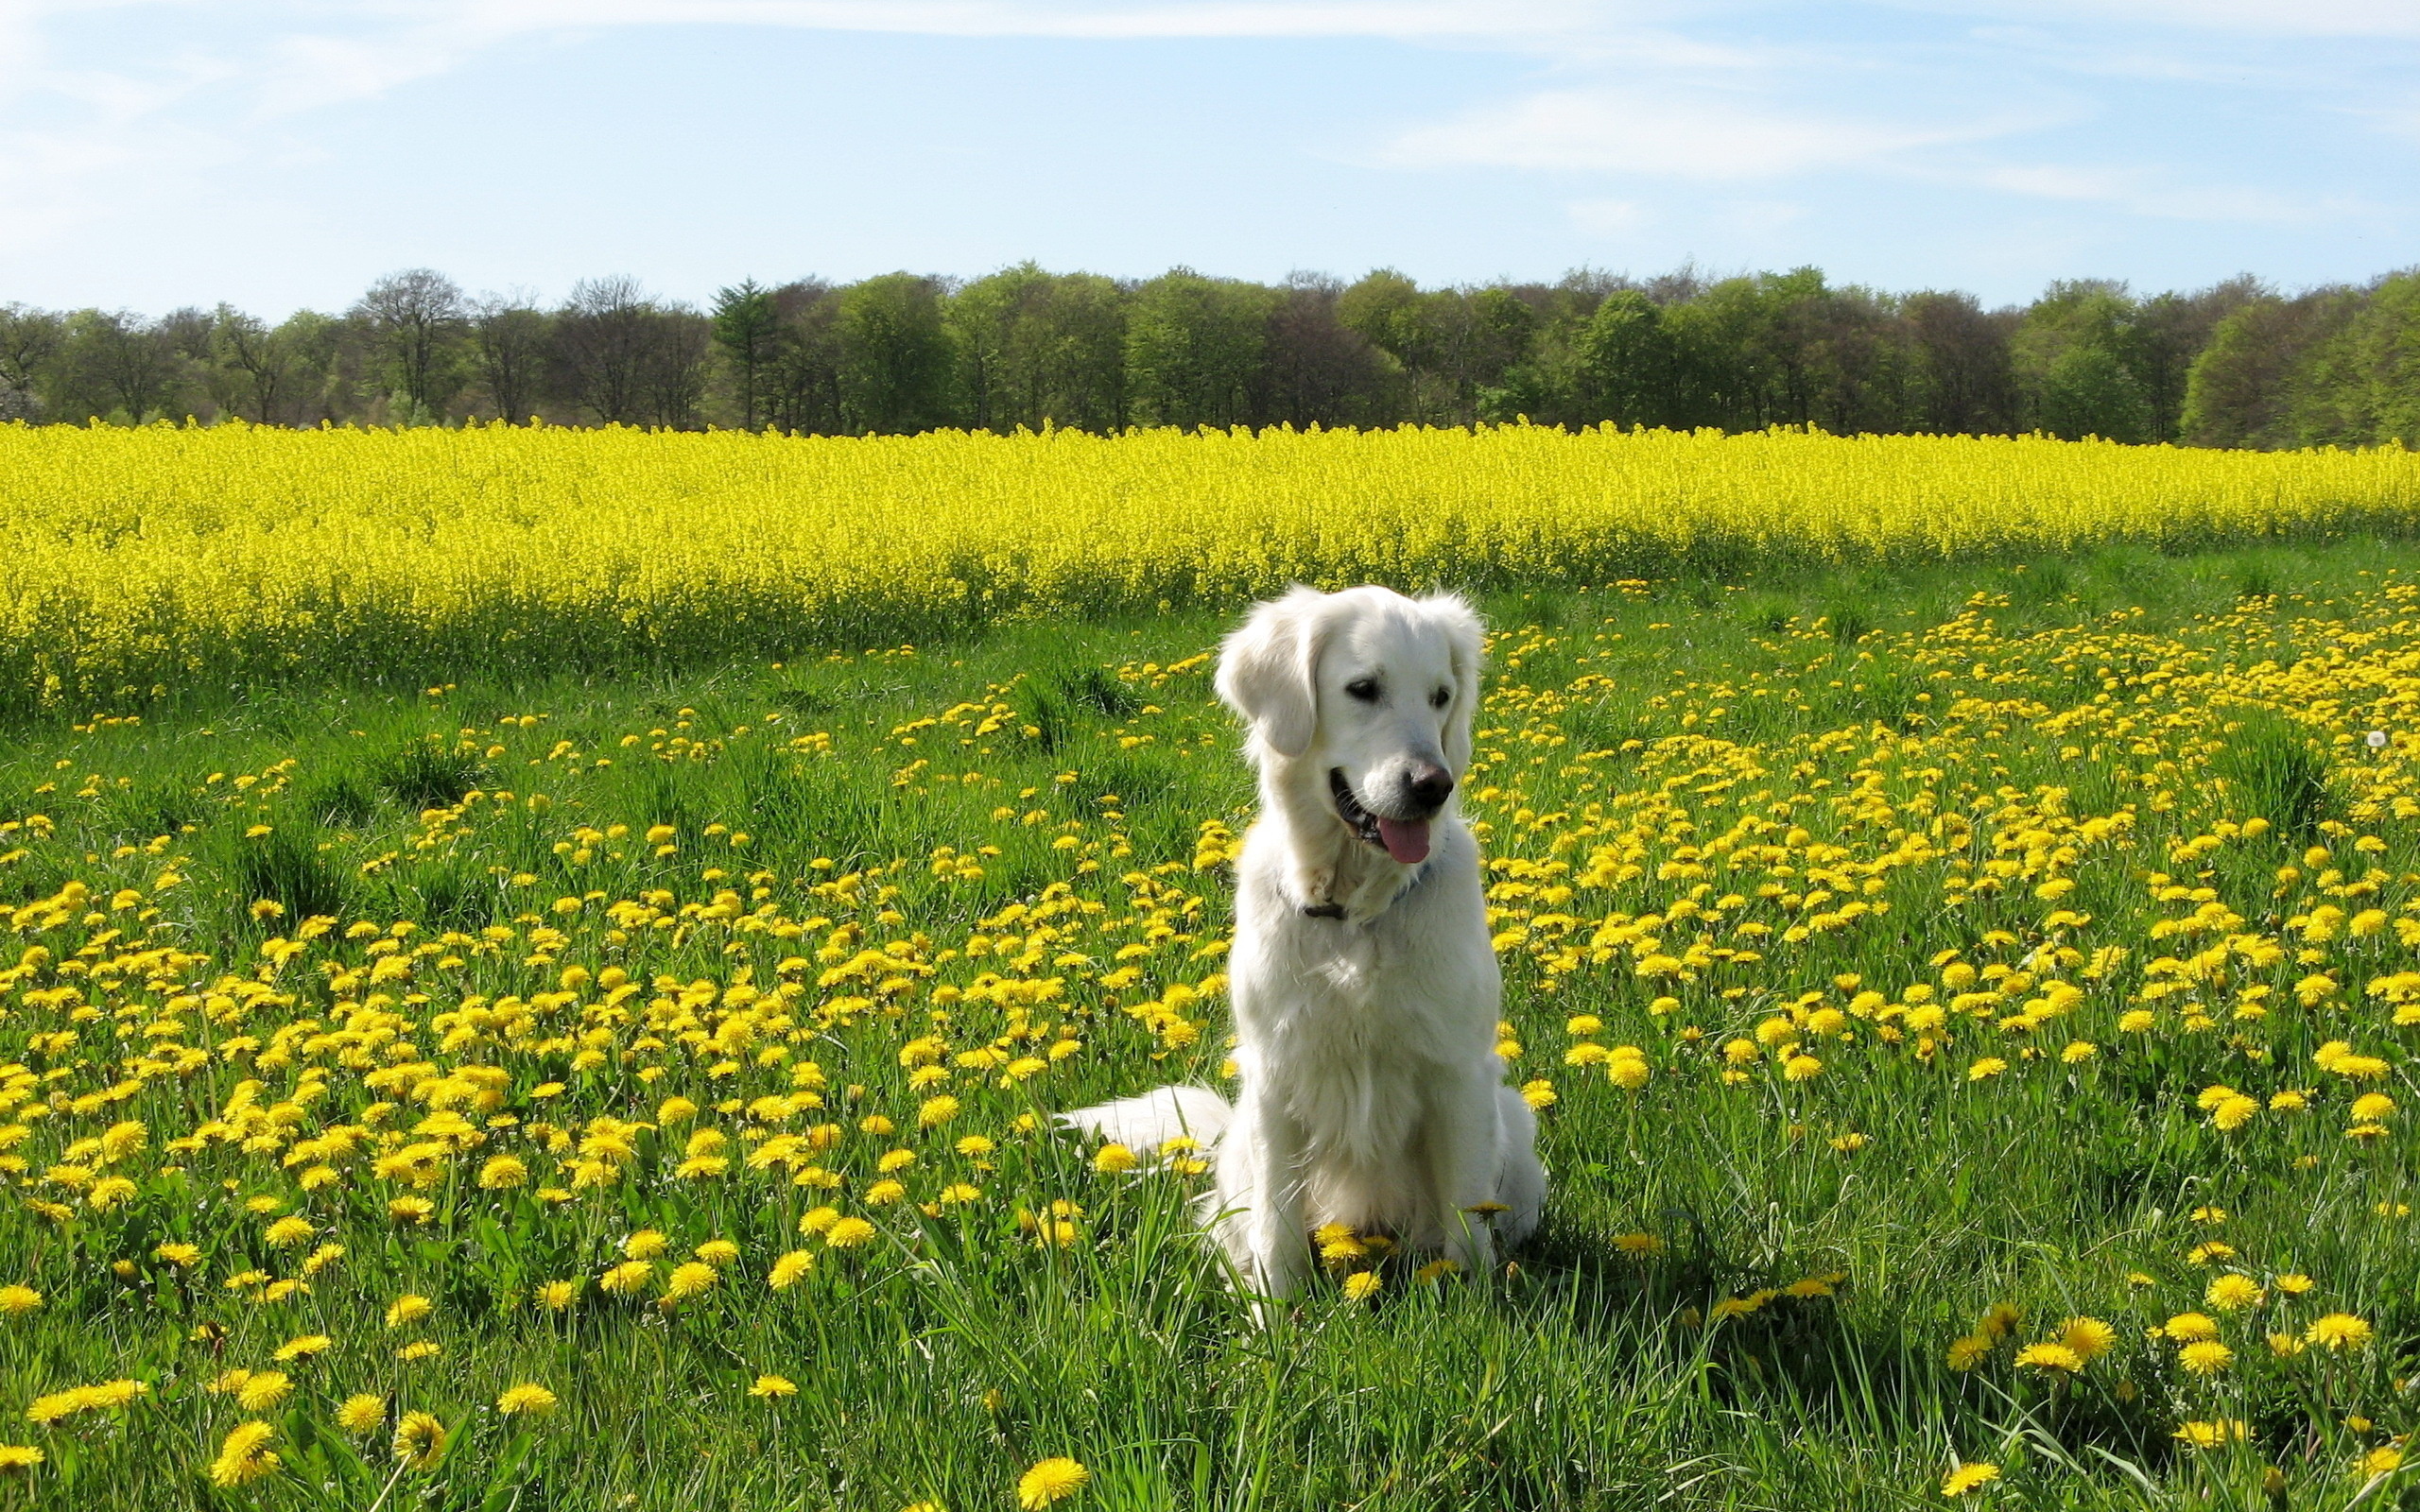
1330,766,1446,866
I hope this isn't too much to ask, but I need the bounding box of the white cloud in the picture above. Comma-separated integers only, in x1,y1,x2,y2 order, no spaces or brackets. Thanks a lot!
1566,197,1650,234
1387,87,2022,180
1974,163,2320,222
1977,0,2420,38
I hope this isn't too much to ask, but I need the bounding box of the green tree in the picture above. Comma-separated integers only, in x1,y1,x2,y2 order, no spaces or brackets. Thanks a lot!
56,309,185,423
2292,273,2420,446
1570,291,1677,427
2014,281,2150,440
838,273,956,435
2038,345,2152,442
1125,269,1272,429
711,279,781,429
948,264,1055,432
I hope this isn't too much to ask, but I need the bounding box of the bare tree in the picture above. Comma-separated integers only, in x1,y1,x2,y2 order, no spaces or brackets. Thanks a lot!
1252,274,1386,428
552,276,658,424
469,292,551,422
1905,291,2020,436
762,281,845,434
0,304,64,421
353,268,466,421
639,305,710,428
214,305,294,422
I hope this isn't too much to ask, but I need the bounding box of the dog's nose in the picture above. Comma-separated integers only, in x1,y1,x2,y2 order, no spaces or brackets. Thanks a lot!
1406,762,1453,810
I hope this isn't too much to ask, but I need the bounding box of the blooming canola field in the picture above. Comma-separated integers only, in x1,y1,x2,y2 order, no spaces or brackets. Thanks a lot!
0,426,2413,1507
2,421,2419,710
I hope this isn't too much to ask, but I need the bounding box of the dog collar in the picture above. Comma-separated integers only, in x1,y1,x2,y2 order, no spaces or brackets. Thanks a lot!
1301,861,1428,921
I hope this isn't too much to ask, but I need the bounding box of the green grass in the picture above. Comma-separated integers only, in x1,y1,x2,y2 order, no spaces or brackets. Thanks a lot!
0,537,2413,1510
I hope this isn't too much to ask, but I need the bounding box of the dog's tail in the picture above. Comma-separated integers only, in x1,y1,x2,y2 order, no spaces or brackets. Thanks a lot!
1059,1085,1233,1151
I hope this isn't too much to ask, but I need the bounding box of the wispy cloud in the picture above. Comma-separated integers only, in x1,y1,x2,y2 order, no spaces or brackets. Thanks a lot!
1917,0,2420,39
1973,163,2328,223
1388,86,2036,180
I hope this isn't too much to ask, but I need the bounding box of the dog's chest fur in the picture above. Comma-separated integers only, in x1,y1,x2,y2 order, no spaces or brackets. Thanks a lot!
1229,816,1496,1167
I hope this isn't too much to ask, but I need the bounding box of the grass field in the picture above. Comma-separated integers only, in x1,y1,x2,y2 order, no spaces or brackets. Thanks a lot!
0,535,2414,1509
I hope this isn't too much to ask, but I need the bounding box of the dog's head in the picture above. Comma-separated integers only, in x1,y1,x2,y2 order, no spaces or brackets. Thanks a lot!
1215,585,1483,866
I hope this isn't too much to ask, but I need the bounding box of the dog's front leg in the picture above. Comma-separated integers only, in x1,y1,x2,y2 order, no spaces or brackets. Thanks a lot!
1236,1082,1311,1320
1426,1066,1503,1281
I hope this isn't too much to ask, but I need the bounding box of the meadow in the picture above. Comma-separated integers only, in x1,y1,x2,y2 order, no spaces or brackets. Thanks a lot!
0,425,2414,1509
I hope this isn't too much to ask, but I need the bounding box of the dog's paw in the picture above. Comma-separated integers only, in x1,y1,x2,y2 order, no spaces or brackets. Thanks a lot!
1292,863,1335,909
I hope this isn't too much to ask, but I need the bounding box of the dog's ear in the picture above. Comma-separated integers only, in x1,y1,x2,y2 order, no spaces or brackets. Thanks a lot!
1425,593,1486,774
1216,587,1327,760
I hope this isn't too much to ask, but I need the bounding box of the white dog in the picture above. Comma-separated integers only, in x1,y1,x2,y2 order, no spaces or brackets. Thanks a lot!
1064,585,1545,1311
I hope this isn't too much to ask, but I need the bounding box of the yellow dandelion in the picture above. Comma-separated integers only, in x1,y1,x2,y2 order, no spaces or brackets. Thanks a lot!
749,1374,798,1399
0,1286,41,1316
661,1262,717,1304
2173,1418,2249,1451
824,1216,878,1249
208,1421,280,1487
385,1294,433,1328
2164,1312,2220,1343
2178,1341,2234,1375
769,1250,815,1290
1017,1456,1089,1508
393,1412,446,1469
1941,1462,2000,1495
235,1371,292,1410
336,1393,387,1434
0,1445,43,1473
2056,1317,2116,1362
2014,1343,2083,1374
2306,1314,2373,1351
1341,1271,1382,1302
496,1383,558,1418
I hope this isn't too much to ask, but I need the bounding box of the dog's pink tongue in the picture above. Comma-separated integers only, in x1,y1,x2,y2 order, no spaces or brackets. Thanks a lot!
1376,816,1431,865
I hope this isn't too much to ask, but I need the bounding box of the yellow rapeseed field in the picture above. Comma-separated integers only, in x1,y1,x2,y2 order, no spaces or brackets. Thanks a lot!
1,421,2417,706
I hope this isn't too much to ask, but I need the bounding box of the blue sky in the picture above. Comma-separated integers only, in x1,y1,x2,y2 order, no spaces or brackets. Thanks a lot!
2,1,2415,317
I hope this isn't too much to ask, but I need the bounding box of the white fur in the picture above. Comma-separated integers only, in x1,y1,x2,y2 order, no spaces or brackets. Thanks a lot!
1064,585,1546,1314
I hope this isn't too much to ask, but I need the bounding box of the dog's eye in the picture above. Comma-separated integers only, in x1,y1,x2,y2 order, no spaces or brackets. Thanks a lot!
1430,687,1451,709
1344,679,1380,703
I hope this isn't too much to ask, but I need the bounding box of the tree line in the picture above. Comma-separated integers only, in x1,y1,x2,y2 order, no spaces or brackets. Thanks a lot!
1,262,2413,446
